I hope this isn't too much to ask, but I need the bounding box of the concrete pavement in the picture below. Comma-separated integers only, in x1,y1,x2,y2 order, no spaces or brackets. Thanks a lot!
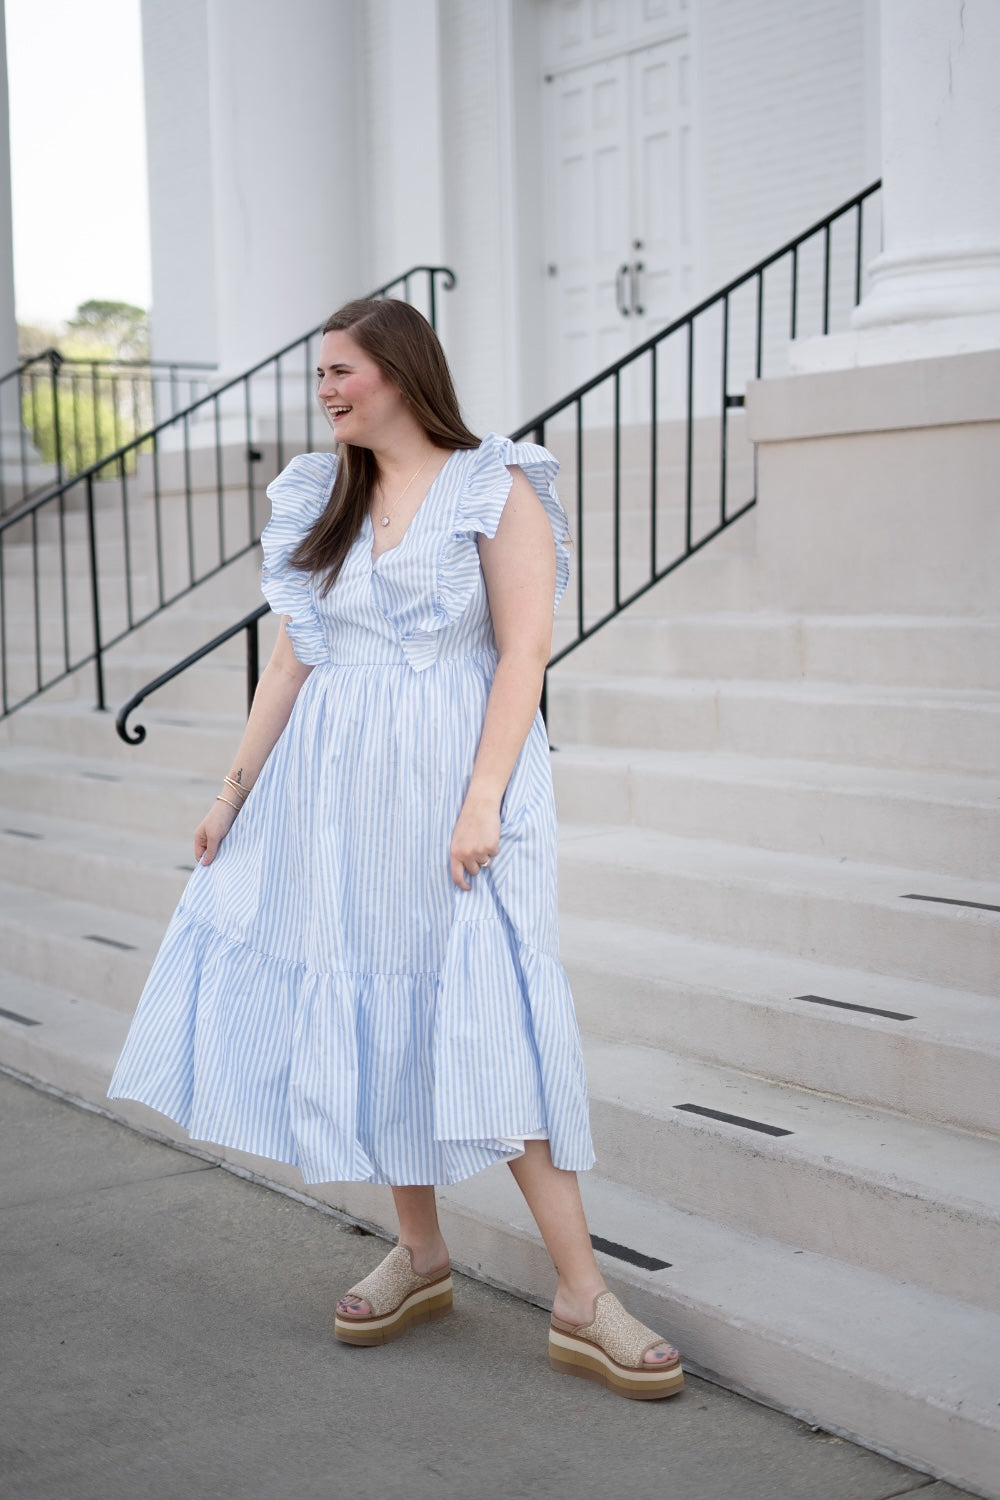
0,1071,976,1500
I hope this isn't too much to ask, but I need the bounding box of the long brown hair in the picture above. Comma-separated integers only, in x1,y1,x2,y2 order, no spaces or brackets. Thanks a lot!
290,299,480,591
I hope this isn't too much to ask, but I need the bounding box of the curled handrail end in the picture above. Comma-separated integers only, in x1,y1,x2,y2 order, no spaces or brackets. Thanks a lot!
116,704,146,745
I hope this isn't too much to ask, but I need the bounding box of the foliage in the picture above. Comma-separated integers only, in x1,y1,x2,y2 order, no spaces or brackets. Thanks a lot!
17,300,152,475
65,300,150,362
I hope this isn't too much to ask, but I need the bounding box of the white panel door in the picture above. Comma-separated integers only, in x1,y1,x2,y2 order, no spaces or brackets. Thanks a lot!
629,38,694,339
541,8,692,406
543,54,634,401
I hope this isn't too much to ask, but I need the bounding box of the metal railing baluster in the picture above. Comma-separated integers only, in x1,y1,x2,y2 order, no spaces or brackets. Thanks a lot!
575,398,584,639
613,371,622,610
85,474,106,711
685,319,694,554
649,345,658,581
720,293,730,527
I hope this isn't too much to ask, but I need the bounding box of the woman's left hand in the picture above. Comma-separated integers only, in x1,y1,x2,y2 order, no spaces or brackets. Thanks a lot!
450,789,501,890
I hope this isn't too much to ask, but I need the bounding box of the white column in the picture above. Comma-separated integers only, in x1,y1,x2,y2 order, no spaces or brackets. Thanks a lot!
365,0,445,286
793,0,1000,370
204,0,362,377
143,0,363,380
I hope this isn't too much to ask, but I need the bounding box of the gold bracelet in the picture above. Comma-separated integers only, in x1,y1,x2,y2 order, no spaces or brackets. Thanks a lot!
216,794,242,812
223,776,249,799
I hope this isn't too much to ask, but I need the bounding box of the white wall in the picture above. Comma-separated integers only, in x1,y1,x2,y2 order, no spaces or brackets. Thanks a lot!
692,0,873,297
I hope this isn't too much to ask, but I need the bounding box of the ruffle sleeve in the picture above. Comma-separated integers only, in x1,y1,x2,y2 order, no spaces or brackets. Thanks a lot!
260,452,337,666
392,433,570,674
458,432,570,607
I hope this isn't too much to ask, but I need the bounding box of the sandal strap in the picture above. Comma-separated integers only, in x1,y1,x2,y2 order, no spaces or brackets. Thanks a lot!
566,1291,676,1369
344,1245,445,1316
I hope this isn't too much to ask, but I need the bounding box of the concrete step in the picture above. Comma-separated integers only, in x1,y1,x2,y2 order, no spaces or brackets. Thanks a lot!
547,673,1000,774
0,879,162,1011
552,745,1000,879
581,1037,1000,1309
125,604,279,660
554,612,1000,691
443,1170,1000,1499
0,699,244,773
0,809,191,923
558,823,1000,993
0,985,995,1495
3,789,996,1133
0,747,220,838
80,653,253,717
561,913,1000,1137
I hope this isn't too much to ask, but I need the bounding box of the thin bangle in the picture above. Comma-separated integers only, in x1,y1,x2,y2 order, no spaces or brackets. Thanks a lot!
223,776,249,798
216,795,242,812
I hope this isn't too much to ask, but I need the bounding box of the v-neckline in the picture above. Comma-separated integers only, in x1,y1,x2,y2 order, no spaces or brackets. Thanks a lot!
368,449,461,568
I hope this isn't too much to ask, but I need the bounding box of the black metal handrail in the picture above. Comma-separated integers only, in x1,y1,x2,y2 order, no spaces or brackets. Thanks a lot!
113,185,881,745
1,351,218,508
117,603,269,745
0,265,456,721
511,181,882,706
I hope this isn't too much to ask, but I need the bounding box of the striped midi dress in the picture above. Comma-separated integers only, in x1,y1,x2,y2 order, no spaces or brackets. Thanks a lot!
108,433,596,1186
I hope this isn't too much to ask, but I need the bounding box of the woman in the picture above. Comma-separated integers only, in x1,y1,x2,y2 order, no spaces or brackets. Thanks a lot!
109,298,682,1400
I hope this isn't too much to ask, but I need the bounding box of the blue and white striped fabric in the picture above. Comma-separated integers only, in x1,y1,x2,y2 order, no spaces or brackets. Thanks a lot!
108,434,595,1186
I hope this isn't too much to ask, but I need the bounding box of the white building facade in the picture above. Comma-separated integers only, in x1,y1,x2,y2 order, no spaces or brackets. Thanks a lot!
138,0,880,431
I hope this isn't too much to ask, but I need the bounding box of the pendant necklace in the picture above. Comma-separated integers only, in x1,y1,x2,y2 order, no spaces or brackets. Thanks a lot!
377,454,432,528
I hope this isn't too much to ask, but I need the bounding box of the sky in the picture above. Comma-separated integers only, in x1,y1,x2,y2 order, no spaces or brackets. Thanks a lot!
6,0,152,328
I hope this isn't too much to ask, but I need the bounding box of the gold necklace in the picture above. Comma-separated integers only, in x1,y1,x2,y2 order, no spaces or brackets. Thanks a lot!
376,454,432,528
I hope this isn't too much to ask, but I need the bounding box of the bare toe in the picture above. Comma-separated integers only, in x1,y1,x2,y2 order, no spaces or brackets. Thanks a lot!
337,1295,372,1317
643,1341,679,1365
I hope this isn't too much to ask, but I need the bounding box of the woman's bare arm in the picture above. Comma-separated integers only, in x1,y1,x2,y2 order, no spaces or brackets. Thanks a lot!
449,467,556,889
195,618,313,865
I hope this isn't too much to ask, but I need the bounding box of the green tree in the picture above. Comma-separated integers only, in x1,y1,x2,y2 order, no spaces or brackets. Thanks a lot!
18,300,153,476
65,299,149,361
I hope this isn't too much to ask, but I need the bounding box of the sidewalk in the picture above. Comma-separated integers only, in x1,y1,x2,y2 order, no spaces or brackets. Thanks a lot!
0,1071,974,1500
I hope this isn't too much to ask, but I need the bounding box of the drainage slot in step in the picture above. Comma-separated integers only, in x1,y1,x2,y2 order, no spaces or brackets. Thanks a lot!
84,934,138,952
590,1234,671,1271
0,1006,41,1026
675,1103,792,1138
176,864,196,873
2,828,42,839
795,993,915,1022
80,771,121,782
901,892,1000,914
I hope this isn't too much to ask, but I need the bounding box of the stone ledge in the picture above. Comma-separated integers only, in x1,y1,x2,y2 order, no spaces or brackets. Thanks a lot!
746,348,1000,442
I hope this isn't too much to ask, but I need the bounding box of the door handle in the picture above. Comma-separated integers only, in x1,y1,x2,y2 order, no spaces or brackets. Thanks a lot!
630,260,645,316
615,263,631,317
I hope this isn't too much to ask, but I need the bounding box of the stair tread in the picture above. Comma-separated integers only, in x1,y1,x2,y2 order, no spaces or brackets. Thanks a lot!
0,743,219,792
582,1037,1000,1209
559,820,1000,910
0,877,168,956
5,795,997,917
560,912,1000,1046
551,671,1000,708
1,890,994,1213
553,743,1000,806
444,1165,1000,1422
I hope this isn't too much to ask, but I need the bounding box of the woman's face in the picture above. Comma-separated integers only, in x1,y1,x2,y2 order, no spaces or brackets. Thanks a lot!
316,329,406,446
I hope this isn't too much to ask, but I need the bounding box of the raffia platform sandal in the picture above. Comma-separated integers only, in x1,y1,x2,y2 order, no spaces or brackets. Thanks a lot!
334,1244,454,1347
548,1291,684,1400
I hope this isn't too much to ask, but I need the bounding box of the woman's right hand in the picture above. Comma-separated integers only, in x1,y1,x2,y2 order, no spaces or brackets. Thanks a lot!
195,800,239,866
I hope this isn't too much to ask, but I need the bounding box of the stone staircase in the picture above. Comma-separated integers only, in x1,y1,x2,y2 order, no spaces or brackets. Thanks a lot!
1,460,998,1497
